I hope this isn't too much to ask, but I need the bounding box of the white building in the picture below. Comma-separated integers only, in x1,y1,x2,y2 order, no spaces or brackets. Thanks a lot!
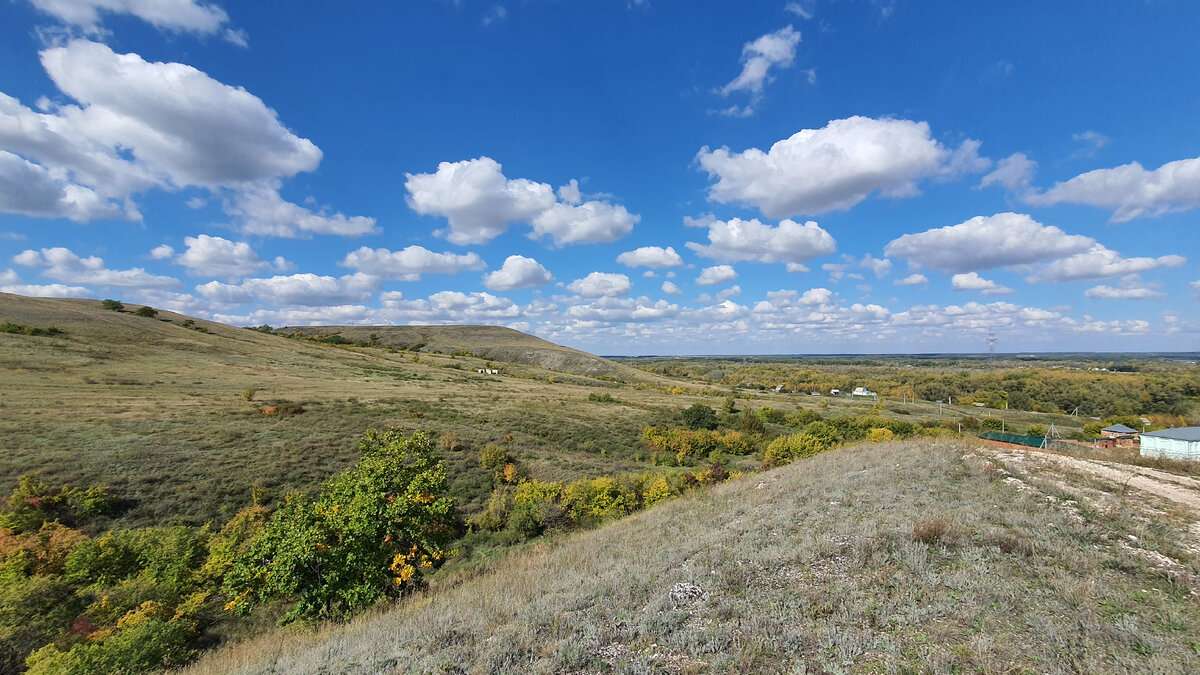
851,386,874,397
1140,427,1200,461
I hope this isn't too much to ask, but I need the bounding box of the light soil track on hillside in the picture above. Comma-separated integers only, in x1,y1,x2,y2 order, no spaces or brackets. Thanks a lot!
981,446,1200,511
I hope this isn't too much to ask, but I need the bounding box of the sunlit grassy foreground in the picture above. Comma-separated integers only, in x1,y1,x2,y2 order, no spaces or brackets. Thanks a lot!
188,440,1200,673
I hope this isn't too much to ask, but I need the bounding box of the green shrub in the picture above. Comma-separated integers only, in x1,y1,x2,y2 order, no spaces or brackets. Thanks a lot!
587,392,615,402
223,429,456,622
101,299,124,311
681,403,718,430
762,431,835,468
240,386,256,402
981,417,1004,430
133,306,158,318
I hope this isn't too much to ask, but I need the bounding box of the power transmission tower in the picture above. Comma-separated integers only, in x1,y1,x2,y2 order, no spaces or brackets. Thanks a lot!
1040,423,1062,450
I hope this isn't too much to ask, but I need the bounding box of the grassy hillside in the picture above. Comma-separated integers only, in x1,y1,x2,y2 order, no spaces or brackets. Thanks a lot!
279,324,654,382
188,439,1200,673
0,293,691,527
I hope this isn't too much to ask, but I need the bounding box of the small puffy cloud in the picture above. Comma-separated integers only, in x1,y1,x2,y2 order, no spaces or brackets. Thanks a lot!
339,245,485,281
717,25,801,116
894,273,928,286
859,254,891,278
884,213,1094,273
979,152,1036,192
1071,131,1109,160
14,246,179,289
1190,280,1200,298
567,272,632,298
1031,245,1186,283
149,244,174,260
661,280,683,296
685,216,836,266
951,272,1014,296
696,264,737,286
616,245,684,268
531,200,638,246
174,234,270,279
196,272,378,307
231,183,377,238
1026,156,1200,221
26,0,232,36
784,2,813,19
717,285,742,300
483,255,554,291
697,116,985,218
406,156,634,246
408,157,555,244
557,179,582,205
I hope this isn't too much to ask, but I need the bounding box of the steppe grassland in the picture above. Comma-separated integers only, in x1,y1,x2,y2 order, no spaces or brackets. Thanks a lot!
187,439,1200,674
0,296,691,525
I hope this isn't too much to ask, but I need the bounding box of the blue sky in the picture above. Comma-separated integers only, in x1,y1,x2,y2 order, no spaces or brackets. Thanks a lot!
1,1,1197,355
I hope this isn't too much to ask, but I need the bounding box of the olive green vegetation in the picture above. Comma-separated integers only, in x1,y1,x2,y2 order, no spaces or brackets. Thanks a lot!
190,440,1200,674
0,293,690,529
623,354,1200,421
4,292,1199,673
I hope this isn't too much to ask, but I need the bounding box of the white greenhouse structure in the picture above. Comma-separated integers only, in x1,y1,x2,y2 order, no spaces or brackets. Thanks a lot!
1139,427,1200,461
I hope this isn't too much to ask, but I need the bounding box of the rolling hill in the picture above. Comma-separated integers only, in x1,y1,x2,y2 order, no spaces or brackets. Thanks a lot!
0,292,688,527
188,439,1200,673
278,323,652,382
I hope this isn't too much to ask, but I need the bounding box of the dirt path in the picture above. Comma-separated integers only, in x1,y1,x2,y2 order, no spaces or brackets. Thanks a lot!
981,446,1200,511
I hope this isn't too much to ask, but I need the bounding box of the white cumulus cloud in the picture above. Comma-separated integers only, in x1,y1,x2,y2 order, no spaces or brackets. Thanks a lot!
661,280,683,296
196,272,378,307
175,234,270,279
894,273,928,286
697,116,986,218
405,156,635,246
13,246,179,289
339,245,485,281
696,264,737,286
1026,156,1200,221
951,272,1014,296
531,200,638,246
1030,245,1186,283
684,215,836,266
979,152,1036,193
26,0,233,36
483,255,555,291
716,25,801,116
230,183,376,238
616,245,684,268
567,272,632,298
884,213,1094,274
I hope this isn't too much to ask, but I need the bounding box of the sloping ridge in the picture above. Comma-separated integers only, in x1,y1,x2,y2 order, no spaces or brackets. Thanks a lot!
189,439,1200,673
280,324,647,381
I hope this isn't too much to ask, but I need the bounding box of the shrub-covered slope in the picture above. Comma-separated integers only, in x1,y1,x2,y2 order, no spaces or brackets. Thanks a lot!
191,440,1200,673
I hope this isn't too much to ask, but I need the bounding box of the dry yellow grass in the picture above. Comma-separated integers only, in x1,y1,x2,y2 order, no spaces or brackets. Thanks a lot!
187,439,1200,673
